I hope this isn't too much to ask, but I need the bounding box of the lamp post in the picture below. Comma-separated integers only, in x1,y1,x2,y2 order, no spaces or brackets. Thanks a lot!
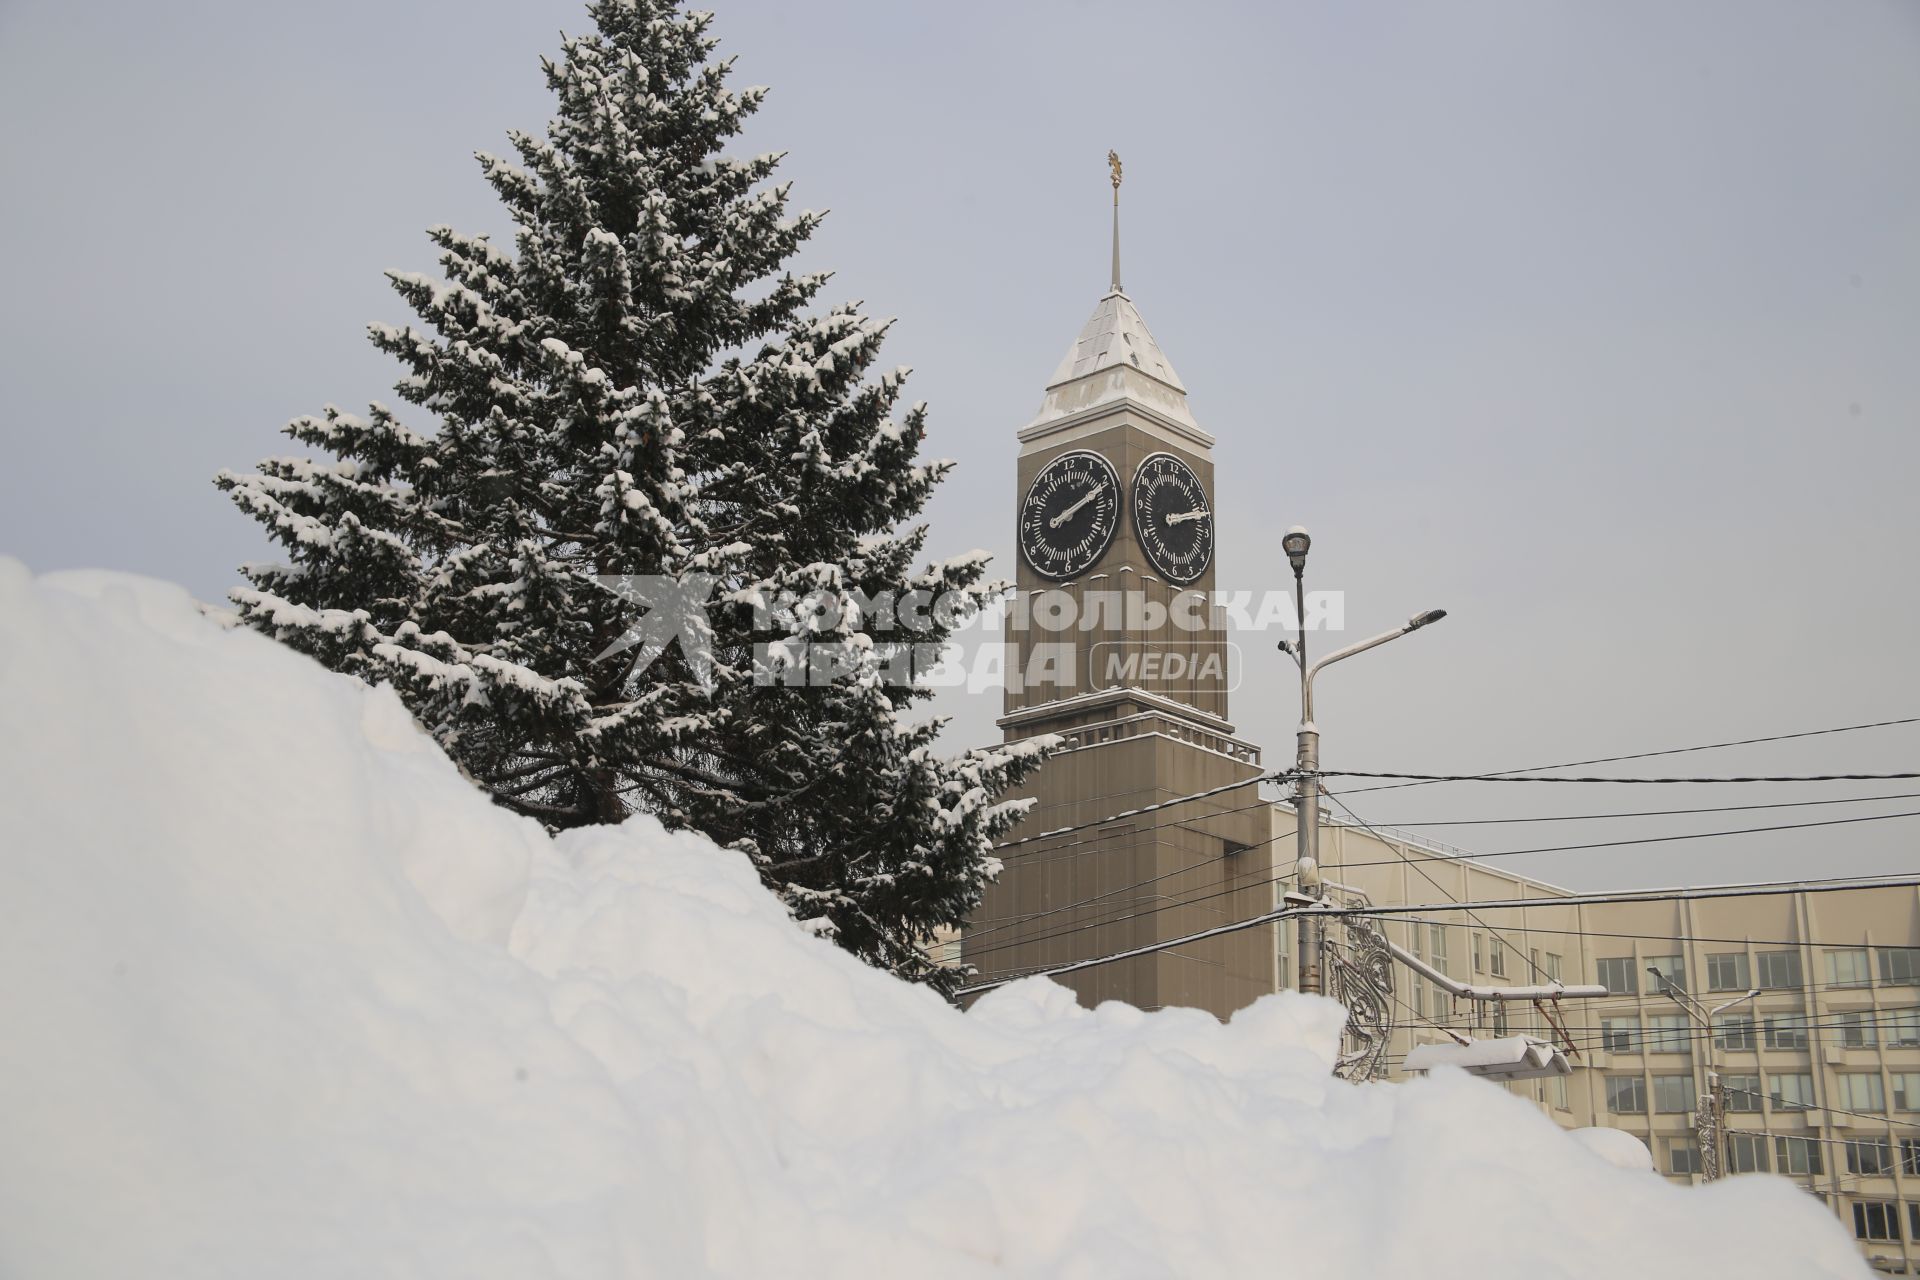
1649,967,1758,1181
1278,524,1446,995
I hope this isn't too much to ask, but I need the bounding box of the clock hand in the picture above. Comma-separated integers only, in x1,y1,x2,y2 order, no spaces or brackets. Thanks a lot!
1165,508,1212,526
1049,482,1109,529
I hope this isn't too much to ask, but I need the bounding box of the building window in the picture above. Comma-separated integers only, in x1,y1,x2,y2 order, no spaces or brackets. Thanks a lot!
1771,1073,1816,1111
1836,1010,1876,1049
1900,1139,1920,1176
1668,1140,1702,1176
1853,1201,1901,1243
1775,1136,1823,1177
1550,1074,1569,1111
1846,1139,1893,1176
1489,940,1506,978
1716,1015,1755,1051
1544,952,1563,982
1644,1013,1690,1053
1471,932,1483,972
1879,947,1920,986
1726,1131,1769,1174
1755,949,1802,989
1887,1009,1920,1048
1825,948,1871,988
1764,1013,1810,1050
1836,1072,1885,1113
1893,1072,1920,1112
1429,923,1448,974
1646,954,1685,991
1606,1076,1647,1115
1653,1074,1694,1114
1724,1075,1763,1112
1597,957,1637,994
1602,1017,1640,1054
1492,1004,1509,1037
1707,952,1750,992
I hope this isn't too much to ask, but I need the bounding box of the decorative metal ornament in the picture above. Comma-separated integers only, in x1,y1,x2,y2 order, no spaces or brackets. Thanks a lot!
1695,1100,1722,1180
1323,912,1396,1083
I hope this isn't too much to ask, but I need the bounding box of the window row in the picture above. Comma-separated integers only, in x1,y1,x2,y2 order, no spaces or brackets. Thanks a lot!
1616,1071,1920,1115
1594,947,1920,995
1686,1134,1827,1177
1606,1075,1700,1115
1851,1200,1920,1245
1597,1008,1920,1054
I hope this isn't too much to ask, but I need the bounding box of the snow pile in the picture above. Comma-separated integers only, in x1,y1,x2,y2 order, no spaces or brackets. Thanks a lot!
0,560,1868,1278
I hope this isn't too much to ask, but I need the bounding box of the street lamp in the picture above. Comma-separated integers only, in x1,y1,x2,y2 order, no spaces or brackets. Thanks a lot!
1281,526,1447,995
1649,967,1759,1181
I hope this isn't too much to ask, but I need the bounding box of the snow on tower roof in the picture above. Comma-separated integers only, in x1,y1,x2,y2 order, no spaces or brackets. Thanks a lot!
1024,288,1206,445
1046,289,1187,393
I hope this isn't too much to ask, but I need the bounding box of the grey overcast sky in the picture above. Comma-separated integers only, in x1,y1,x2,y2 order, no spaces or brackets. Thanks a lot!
3,0,1917,891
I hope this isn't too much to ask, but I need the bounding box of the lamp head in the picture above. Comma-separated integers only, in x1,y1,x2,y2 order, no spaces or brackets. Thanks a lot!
1282,526,1311,572
1407,608,1448,631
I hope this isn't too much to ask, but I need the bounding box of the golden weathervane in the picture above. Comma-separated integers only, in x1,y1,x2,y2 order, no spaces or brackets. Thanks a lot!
1108,149,1123,197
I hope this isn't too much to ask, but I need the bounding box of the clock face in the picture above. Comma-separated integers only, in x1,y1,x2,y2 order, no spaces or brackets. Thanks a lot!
1131,452,1213,585
1019,450,1121,581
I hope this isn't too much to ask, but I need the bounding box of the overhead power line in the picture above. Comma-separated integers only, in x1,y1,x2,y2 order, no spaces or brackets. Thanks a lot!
964,800,1920,970
1382,791,1920,828
1323,788,1548,983
955,874,1920,997
991,773,1278,854
1314,806,1920,872
1333,715,1920,797
1318,770,1920,786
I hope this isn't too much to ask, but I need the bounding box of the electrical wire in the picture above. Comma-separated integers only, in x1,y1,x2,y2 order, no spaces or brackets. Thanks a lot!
1323,787,1548,982
956,875,1920,996
1332,715,1920,797
991,772,1280,854
1305,804,1920,872
983,795,1279,875
965,812,1920,971
963,800,1278,948
1382,790,1920,827
1319,770,1920,785
965,767,1920,983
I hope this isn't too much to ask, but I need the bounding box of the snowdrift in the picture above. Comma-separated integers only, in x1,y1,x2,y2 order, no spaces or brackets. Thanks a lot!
0,560,1869,1278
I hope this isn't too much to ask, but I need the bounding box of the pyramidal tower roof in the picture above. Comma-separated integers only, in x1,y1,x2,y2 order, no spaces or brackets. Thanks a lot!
1045,289,1187,393
1022,158,1208,445
1023,283,1206,444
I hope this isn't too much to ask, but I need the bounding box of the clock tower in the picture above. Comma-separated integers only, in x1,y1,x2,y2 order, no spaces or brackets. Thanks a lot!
962,163,1279,1018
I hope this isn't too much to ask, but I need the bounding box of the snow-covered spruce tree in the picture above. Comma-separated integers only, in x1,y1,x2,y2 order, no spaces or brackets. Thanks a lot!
216,0,1046,991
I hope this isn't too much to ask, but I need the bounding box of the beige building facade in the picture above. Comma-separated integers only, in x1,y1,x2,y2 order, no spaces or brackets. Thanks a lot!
1288,806,1920,1275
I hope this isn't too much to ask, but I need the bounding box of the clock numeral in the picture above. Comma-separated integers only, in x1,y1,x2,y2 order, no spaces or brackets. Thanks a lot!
1019,450,1119,582
1130,451,1213,586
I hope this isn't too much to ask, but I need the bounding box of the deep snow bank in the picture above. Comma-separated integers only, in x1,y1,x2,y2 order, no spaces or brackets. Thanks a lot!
0,560,1868,1279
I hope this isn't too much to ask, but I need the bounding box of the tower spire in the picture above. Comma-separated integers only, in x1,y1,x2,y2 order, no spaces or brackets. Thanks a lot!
1107,150,1123,294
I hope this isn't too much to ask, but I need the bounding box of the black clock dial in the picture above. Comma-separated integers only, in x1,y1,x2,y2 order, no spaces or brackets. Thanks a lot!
1131,452,1213,585
1019,450,1121,581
